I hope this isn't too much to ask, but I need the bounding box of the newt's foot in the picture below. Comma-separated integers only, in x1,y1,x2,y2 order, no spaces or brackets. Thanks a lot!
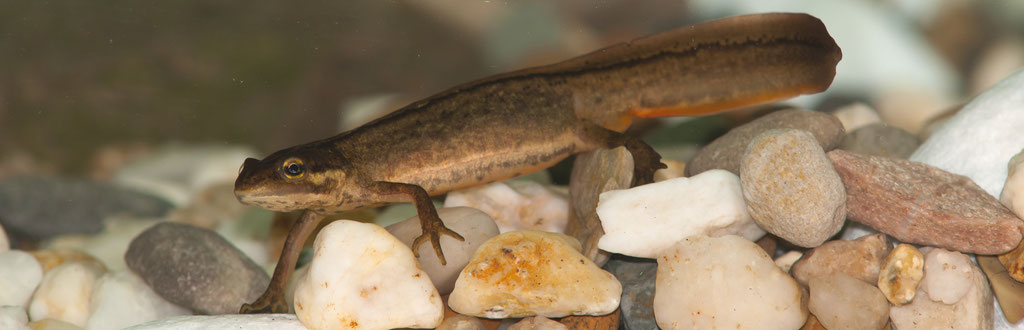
412,217,464,265
626,140,667,186
240,290,289,314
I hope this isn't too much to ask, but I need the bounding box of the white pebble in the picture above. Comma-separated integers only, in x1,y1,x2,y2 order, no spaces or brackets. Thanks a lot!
123,314,307,330
0,250,44,307
922,248,974,305
444,181,568,233
654,235,806,330
28,261,106,327
0,306,30,330
85,271,191,330
294,220,442,329
597,170,764,258
832,102,882,132
911,68,1024,197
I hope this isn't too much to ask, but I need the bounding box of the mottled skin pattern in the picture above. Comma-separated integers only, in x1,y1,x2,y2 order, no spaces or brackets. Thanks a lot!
234,13,841,313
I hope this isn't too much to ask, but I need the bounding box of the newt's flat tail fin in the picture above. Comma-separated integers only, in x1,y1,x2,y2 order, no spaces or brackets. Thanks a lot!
546,13,841,128
625,13,842,119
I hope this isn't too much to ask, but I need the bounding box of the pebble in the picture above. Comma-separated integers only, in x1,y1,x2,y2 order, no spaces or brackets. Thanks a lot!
910,68,1024,198
123,314,307,330
999,239,1024,284
829,149,1024,254
790,233,892,286
559,309,620,329
566,146,633,266
44,217,158,272
0,250,45,307
978,256,1024,324
124,222,269,315
111,145,257,206
740,128,846,248
85,271,191,330
890,248,994,329
294,220,442,329
775,251,803,273
0,306,30,330
807,272,890,330
654,235,806,330
508,316,567,330
597,169,763,258
437,314,486,330
602,256,657,330
838,123,920,159
30,248,103,273
831,102,882,132
444,181,568,233
28,261,106,327
686,109,845,176
449,231,621,318
877,244,924,306
385,207,500,294
1000,148,1024,219
0,176,171,240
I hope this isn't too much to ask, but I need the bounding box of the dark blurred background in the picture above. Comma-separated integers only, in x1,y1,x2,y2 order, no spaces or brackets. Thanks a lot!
1,0,1021,176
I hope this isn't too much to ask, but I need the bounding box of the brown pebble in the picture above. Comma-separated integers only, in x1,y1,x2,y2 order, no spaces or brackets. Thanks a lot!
687,109,845,176
790,233,892,286
978,255,1024,323
828,149,1024,254
559,308,620,330
566,147,632,266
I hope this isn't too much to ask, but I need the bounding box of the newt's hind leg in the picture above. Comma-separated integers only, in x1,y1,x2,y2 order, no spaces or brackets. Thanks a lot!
369,181,464,265
577,122,666,186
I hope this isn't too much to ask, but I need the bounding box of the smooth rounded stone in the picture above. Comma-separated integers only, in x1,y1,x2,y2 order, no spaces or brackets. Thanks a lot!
829,149,1024,254
740,128,846,248
0,250,44,306
831,102,882,132
790,233,892,286
878,244,924,306
910,68,1024,198
44,217,158,272
112,145,257,206
597,169,763,258
654,235,807,330
508,316,567,330
808,272,889,330
28,261,106,327
0,306,30,330
444,181,568,233
386,207,500,294
566,146,633,266
559,309,620,329
890,248,993,330
437,314,486,330
0,176,171,240
775,251,803,273
999,239,1024,286
838,123,920,159
978,256,1024,324
28,318,83,330
449,231,621,319
123,314,306,330
30,248,103,273
686,109,845,177
85,270,191,330
923,248,975,304
602,256,657,330
1000,149,1024,219
125,222,270,315
294,220,443,330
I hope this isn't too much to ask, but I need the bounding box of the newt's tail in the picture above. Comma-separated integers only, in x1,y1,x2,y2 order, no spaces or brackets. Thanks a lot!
549,13,842,130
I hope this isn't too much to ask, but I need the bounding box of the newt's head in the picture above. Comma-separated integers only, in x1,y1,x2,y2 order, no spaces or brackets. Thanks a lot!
234,145,346,212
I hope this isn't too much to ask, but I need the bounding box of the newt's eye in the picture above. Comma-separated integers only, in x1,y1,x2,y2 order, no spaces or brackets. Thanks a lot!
281,158,305,179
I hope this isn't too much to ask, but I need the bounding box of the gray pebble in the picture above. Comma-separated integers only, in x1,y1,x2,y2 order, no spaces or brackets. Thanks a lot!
603,256,657,330
839,123,920,159
125,222,269,315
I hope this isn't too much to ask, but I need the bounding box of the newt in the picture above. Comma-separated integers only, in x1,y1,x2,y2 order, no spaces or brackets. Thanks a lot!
234,12,841,313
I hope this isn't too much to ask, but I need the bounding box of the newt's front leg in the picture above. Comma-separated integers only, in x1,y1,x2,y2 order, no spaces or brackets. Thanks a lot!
371,181,464,265
241,210,323,314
